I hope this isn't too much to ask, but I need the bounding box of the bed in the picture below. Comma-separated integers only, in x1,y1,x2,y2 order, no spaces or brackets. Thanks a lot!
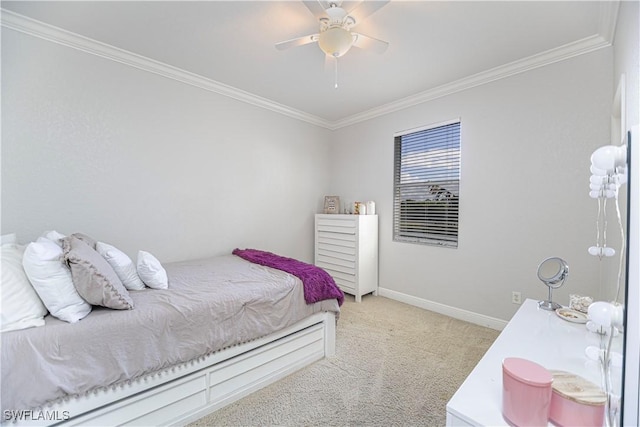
1,248,342,426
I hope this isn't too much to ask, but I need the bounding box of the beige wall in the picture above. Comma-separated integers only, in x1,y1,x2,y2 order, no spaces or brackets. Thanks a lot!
329,48,613,322
1,28,333,263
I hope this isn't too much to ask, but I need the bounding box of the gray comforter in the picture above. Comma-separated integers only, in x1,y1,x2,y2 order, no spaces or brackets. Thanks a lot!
1,254,340,412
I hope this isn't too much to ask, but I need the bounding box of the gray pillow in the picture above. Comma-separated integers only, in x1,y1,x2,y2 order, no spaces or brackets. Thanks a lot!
62,236,134,310
71,232,98,250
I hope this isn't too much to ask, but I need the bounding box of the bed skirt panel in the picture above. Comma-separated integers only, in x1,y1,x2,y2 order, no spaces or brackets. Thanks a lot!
5,311,336,427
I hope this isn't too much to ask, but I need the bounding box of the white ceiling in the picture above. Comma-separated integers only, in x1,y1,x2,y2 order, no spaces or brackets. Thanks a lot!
1,1,616,128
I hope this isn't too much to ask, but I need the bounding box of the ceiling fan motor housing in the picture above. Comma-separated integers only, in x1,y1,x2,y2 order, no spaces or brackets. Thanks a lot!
325,4,348,23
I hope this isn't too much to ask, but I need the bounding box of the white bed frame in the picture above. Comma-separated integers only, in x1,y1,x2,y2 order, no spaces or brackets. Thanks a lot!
10,311,336,427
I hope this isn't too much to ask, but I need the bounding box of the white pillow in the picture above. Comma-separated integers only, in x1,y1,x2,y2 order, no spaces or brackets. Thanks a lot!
1,234,17,245
137,251,168,290
41,230,66,247
22,237,92,323
1,244,48,332
96,242,145,291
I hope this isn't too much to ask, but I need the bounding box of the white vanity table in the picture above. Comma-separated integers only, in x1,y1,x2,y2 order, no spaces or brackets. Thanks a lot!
446,298,621,426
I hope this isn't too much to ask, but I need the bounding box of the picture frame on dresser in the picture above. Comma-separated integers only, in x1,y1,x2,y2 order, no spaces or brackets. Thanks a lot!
323,196,340,214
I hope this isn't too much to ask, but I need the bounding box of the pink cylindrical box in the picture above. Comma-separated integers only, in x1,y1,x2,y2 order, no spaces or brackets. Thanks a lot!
549,370,606,427
502,357,553,426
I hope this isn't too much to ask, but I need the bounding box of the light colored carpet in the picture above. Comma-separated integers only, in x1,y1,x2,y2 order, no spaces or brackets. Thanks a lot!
188,295,499,426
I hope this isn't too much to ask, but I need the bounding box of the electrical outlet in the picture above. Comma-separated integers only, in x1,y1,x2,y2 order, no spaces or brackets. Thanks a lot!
512,291,522,304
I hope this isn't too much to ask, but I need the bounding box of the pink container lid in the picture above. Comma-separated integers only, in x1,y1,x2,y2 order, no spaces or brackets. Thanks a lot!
503,357,553,387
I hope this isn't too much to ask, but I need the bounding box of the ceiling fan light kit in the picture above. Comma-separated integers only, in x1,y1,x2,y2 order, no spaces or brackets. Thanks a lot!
318,26,354,57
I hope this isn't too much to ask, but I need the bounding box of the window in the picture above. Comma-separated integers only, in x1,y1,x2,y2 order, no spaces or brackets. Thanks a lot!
393,119,461,248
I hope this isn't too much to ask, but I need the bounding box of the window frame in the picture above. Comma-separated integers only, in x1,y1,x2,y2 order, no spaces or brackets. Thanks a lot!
392,119,461,248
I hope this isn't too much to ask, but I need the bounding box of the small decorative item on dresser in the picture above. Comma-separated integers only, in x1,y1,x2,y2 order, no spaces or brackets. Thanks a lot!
548,370,606,427
323,196,340,214
354,202,366,215
569,294,593,313
502,357,553,427
365,201,376,215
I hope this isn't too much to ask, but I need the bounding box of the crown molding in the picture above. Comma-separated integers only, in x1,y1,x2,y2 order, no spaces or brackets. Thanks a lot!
331,34,612,129
598,0,620,44
331,1,619,130
2,7,615,132
0,9,334,130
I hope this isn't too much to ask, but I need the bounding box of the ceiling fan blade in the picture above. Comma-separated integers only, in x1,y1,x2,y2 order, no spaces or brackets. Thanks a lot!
302,1,329,21
275,34,319,51
352,33,389,53
347,0,389,25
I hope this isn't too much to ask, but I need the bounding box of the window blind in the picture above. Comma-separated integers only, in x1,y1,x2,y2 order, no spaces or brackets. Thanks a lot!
393,120,461,247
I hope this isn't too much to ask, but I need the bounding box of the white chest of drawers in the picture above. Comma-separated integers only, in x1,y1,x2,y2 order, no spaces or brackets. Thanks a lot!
314,214,378,302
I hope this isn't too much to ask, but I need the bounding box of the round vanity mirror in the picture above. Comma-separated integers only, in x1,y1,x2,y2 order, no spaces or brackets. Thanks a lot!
537,257,569,311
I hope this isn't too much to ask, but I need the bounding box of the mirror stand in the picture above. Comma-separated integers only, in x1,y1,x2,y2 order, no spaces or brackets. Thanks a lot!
538,287,562,311
536,257,569,311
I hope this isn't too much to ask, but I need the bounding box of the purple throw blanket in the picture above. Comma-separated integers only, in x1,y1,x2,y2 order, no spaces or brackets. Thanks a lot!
232,248,344,306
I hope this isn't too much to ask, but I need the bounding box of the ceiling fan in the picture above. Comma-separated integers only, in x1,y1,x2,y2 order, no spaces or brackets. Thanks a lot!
276,1,390,62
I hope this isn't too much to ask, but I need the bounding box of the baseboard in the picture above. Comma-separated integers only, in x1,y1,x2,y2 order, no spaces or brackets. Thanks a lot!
377,288,508,331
